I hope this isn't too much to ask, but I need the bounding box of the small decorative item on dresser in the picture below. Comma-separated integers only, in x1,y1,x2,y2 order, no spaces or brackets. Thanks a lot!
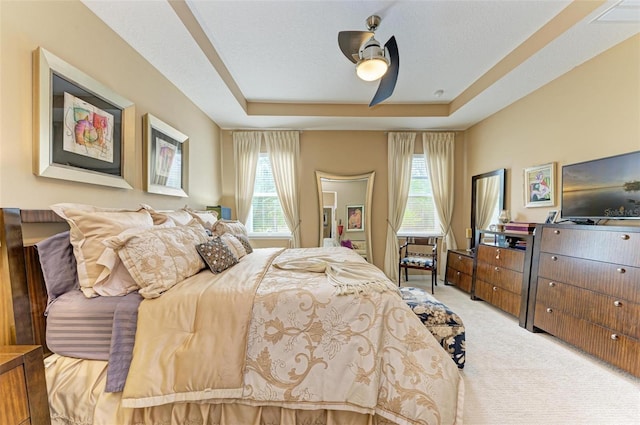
498,209,511,224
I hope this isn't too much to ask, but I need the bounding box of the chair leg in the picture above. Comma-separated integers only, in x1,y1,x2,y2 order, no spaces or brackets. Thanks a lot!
398,266,401,287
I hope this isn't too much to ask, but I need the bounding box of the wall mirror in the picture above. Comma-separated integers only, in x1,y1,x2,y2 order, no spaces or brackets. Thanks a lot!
316,171,375,263
471,168,506,248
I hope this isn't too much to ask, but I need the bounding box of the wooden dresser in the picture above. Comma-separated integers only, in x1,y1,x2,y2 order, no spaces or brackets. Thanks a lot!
528,224,640,377
0,345,50,425
445,249,474,293
472,230,534,327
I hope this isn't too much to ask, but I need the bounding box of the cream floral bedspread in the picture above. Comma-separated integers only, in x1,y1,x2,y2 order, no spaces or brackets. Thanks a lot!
121,247,463,424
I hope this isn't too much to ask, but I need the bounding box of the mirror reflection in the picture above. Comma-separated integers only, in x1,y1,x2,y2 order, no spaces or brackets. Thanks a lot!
316,171,375,263
471,168,505,247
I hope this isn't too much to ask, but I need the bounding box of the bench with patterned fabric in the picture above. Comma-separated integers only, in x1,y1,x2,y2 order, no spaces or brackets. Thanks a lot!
400,286,465,368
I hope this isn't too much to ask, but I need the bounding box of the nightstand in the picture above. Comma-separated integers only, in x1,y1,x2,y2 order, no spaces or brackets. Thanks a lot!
0,345,50,425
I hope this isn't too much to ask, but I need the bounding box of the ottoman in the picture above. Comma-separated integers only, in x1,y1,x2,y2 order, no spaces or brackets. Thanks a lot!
400,286,466,368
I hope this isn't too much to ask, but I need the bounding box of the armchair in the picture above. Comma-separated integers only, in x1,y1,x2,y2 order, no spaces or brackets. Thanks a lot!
398,237,438,294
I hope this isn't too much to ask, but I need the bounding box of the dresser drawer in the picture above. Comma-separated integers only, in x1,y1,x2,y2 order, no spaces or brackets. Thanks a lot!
537,253,640,303
446,267,472,293
534,304,640,377
475,262,523,294
540,227,640,267
475,279,521,317
477,245,524,272
447,251,473,275
536,278,640,340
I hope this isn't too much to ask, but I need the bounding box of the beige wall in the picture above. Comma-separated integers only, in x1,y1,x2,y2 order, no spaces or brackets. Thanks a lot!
0,0,222,210
0,1,222,344
461,34,640,230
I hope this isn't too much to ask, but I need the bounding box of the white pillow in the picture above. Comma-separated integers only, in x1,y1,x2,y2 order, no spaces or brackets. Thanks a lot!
50,203,154,298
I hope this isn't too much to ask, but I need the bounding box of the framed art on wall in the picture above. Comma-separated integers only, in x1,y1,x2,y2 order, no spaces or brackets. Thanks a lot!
524,162,555,208
346,205,364,231
143,113,189,197
32,47,134,189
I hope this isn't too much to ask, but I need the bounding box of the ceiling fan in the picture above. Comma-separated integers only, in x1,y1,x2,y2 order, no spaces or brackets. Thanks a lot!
338,15,399,107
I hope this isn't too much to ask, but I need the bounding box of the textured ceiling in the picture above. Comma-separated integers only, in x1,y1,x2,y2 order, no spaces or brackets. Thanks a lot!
82,0,640,130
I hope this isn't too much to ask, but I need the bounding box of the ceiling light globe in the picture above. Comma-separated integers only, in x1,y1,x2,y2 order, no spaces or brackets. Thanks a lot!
356,58,389,81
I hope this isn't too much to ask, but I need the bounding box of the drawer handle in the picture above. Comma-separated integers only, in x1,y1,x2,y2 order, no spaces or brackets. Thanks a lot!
551,256,558,261
546,308,553,313
492,286,498,291
456,271,461,276
494,266,500,272
495,254,500,260
620,234,630,240
613,300,622,307
548,282,556,287
457,255,462,260
616,267,626,274
553,230,560,235
610,334,619,340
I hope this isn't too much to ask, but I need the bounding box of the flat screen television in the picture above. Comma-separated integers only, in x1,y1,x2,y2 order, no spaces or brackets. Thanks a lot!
561,150,640,223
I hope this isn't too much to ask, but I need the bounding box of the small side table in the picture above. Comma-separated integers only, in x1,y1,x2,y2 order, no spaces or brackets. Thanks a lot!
0,345,50,425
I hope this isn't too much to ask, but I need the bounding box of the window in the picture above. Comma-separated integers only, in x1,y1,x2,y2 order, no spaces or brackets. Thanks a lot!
246,154,290,235
398,155,440,235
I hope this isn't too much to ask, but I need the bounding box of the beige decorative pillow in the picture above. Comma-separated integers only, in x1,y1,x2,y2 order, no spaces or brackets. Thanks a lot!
94,221,176,296
212,219,248,238
185,207,218,231
50,203,154,298
104,220,210,299
148,209,193,226
220,233,247,259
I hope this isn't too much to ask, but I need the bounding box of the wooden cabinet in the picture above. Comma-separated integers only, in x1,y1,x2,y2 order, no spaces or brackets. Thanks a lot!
472,230,534,327
445,249,474,293
528,224,640,377
0,346,50,425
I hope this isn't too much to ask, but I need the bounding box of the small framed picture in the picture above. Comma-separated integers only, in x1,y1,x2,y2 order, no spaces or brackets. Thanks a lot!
346,205,364,231
545,210,558,224
143,113,189,197
524,162,556,208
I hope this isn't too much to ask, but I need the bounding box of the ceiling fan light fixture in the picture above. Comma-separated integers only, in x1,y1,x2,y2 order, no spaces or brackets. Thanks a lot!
356,57,389,81
356,37,389,81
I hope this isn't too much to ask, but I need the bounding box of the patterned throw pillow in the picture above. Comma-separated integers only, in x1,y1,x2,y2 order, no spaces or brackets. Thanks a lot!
220,233,247,259
234,233,253,254
196,238,239,273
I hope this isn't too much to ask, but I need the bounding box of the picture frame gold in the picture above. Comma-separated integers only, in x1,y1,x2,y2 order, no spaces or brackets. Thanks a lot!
143,113,189,197
32,47,134,189
524,162,555,208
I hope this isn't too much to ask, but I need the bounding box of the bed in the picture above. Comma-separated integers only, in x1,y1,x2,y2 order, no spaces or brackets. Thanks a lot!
1,207,464,425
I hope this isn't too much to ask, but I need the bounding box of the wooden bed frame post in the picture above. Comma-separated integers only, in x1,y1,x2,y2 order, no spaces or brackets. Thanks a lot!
1,208,34,345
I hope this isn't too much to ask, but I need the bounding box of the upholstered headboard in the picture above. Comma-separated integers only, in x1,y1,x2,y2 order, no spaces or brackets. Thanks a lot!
1,208,65,353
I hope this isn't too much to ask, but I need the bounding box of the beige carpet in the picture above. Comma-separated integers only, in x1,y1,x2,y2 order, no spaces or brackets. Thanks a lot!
405,277,640,425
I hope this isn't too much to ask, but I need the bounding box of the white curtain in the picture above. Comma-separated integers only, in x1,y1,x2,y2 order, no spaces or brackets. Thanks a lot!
477,176,500,231
384,132,416,281
264,131,301,248
233,132,261,224
423,132,456,279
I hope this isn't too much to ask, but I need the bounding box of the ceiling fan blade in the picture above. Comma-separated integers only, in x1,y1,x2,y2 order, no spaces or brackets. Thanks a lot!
338,31,373,63
369,35,399,107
